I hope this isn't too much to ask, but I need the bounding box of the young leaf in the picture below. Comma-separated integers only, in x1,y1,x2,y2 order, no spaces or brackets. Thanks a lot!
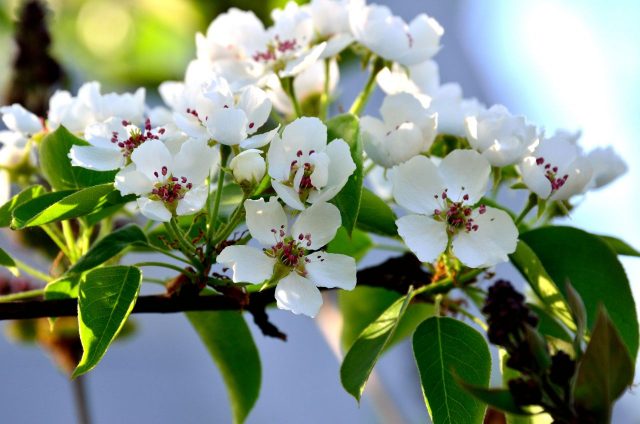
413,317,491,424
455,383,529,417
12,183,132,229
0,185,46,227
574,307,634,421
527,303,572,343
521,226,639,360
326,227,373,263
509,241,575,331
73,266,142,377
0,247,18,276
565,281,587,353
340,289,413,401
327,113,363,234
68,225,148,274
598,235,640,257
39,126,116,190
356,188,397,236
187,311,261,424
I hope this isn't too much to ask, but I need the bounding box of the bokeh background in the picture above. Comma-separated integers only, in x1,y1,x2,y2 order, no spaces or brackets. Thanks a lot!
0,0,639,422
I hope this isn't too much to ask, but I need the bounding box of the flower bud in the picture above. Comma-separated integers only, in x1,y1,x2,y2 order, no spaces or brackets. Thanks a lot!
229,149,266,185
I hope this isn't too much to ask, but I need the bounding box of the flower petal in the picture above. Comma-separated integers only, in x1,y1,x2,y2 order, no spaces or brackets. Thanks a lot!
0,104,43,135
396,214,448,263
438,149,490,204
281,117,327,153
391,155,442,214
244,197,288,247
137,197,172,222
207,107,249,145
217,245,276,284
68,146,124,171
305,252,356,290
114,164,154,196
240,126,280,149
291,202,341,250
238,86,271,134
281,42,327,78
275,273,323,317
271,180,305,210
176,184,208,216
172,139,216,184
130,139,173,181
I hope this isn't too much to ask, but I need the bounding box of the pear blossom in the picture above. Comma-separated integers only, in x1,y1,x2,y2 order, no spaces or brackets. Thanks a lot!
520,131,593,201
586,147,627,189
349,3,443,66
361,92,437,167
229,149,266,185
217,197,356,317
114,138,217,222
465,105,538,167
309,0,355,57
0,104,41,182
392,150,518,267
0,104,44,137
267,117,356,210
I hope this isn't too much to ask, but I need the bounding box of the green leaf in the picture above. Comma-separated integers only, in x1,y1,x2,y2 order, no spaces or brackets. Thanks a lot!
187,311,261,424
565,281,587,353
574,307,634,421
44,274,80,300
326,227,372,262
327,113,363,234
39,126,116,190
521,226,639,359
527,303,572,343
340,290,413,401
12,184,132,229
0,185,46,227
68,225,148,274
510,241,575,331
429,134,470,157
73,266,142,377
338,285,433,351
456,383,529,417
356,188,397,236
0,247,18,276
413,317,491,424
599,235,640,257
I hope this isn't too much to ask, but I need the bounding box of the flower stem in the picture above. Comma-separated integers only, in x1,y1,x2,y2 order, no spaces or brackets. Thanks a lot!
61,220,78,262
165,219,196,259
319,59,331,120
13,258,51,282
281,76,303,118
42,224,71,258
515,193,538,225
349,56,385,116
0,288,45,302
208,146,230,242
212,195,248,248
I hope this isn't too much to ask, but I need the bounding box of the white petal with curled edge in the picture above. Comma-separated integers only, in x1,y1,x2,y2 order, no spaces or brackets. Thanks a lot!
272,180,305,210
217,245,275,284
275,273,323,317
130,139,173,182
391,155,443,214
172,138,216,184
305,252,356,290
309,151,330,189
176,185,208,216
396,214,448,263
281,42,327,78
207,107,249,146
438,149,490,204
0,104,43,135
244,197,288,247
137,197,172,222
238,86,271,134
325,138,356,186
267,135,290,181
291,202,341,250
68,146,124,171
281,117,327,153
321,34,354,58
173,112,209,141
452,206,518,268
114,165,153,196
241,126,279,149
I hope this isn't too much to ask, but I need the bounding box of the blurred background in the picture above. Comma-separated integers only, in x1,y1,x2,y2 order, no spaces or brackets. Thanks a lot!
0,0,639,422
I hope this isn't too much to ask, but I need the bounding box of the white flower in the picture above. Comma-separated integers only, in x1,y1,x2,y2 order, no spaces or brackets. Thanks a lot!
217,197,356,317
586,147,627,190
309,0,355,57
114,138,217,222
520,131,593,201
229,149,266,185
376,60,440,100
391,150,518,268
0,104,43,136
69,117,173,171
0,169,9,205
349,3,443,66
0,104,41,174
267,117,356,210
465,105,538,167
361,92,437,167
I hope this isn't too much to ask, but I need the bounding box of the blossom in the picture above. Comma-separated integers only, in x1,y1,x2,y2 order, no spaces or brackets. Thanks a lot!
217,197,356,317
349,3,443,66
267,117,356,210
586,146,627,189
0,104,43,137
391,150,518,267
361,92,437,167
0,104,41,187
520,131,593,201
309,0,355,57
465,105,538,166
229,149,266,185
114,138,217,222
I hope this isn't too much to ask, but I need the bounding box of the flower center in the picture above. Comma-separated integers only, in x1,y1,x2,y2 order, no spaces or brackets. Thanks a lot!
150,166,193,205
536,157,569,193
264,225,313,274
111,118,165,159
252,36,301,72
288,149,318,200
432,188,486,234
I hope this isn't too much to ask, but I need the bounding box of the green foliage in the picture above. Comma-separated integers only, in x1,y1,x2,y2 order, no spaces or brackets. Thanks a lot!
429,134,470,158
356,188,397,236
527,303,572,343
520,226,638,359
327,113,363,234
187,311,261,424
44,274,80,300
326,227,372,262
456,384,529,417
340,290,412,401
11,184,132,229
599,235,640,257
0,247,18,276
39,126,116,190
0,185,46,227
73,266,142,377
413,317,491,424
68,225,148,274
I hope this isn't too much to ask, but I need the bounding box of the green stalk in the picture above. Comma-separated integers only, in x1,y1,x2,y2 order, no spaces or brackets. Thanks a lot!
319,59,331,120
41,224,71,258
349,56,385,116
0,288,45,302
61,220,78,261
13,258,51,282
281,76,303,117
208,146,230,242
515,193,538,225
